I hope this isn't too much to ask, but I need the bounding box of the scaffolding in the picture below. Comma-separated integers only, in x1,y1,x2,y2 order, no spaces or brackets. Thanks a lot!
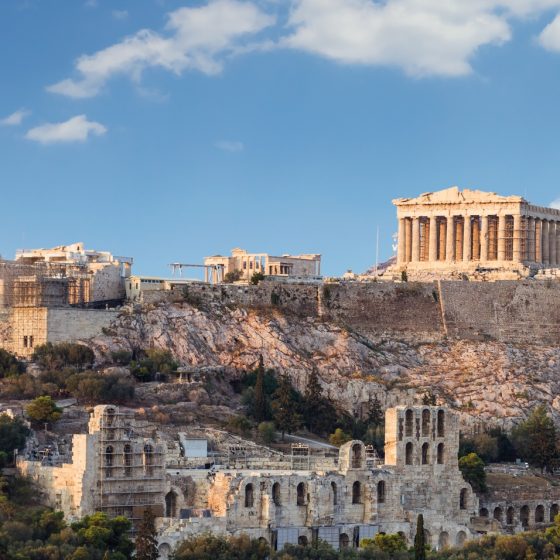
291,443,310,470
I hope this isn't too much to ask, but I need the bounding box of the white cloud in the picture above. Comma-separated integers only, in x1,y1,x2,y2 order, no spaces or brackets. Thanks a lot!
0,109,30,126
215,140,244,152
48,0,275,98
84,0,98,7
539,13,560,51
25,115,107,144
550,197,560,210
282,0,560,77
112,9,128,20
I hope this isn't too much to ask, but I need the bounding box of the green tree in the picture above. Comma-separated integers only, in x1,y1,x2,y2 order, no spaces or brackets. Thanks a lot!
0,349,25,378
512,405,558,472
303,369,337,435
253,355,267,423
32,342,94,370
173,533,269,560
0,414,29,466
25,396,62,426
224,269,243,283
250,272,265,285
328,428,352,447
414,513,426,560
258,421,276,444
365,396,384,427
459,452,487,493
272,375,302,440
362,533,407,554
135,508,159,560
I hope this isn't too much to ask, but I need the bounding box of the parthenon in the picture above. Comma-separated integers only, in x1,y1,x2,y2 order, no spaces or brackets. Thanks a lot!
393,187,560,274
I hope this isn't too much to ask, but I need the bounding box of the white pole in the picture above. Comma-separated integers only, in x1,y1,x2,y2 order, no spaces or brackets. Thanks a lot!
375,226,379,276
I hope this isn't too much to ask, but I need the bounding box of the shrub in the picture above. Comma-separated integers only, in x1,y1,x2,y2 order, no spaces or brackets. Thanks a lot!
227,415,253,437
0,349,25,378
25,396,62,426
328,428,352,447
129,348,178,382
258,421,276,444
459,452,487,493
110,350,133,365
224,270,243,283
250,272,265,285
66,371,134,404
32,343,94,371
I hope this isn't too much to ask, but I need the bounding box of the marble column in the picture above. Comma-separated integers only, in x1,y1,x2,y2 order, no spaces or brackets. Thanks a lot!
556,223,560,265
527,217,535,262
446,217,455,262
397,218,406,265
543,220,550,265
550,221,557,266
463,215,472,262
405,218,412,262
480,216,489,262
497,215,507,262
438,219,446,261
428,216,438,263
411,217,420,262
535,219,542,263
513,214,522,263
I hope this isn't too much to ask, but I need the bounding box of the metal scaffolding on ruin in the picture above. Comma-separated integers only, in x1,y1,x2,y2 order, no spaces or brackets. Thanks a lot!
291,443,310,470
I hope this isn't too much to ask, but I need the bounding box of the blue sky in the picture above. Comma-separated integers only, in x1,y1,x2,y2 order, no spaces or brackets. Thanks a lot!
3,0,560,276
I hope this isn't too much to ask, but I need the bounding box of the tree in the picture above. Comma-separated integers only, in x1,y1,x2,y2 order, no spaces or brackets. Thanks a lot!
366,396,384,427
135,508,159,560
25,396,62,426
459,452,487,493
303,369,338,435
272,375,302,440
224,269,242,283
328,428,352,447
258,421,276,444
0,349,25,378
422,392,437,406
414,513,426,560
32,342,94,370
0,414,30,465
512,405,558,472
362,533,407,554
253,355,267,423
250,272,265,285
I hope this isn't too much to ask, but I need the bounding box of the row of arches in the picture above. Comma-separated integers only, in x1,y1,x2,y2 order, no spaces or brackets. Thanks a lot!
104,443,155,477
405,409,445,438
405,442,444,465
479,503,559,527
244,480,388,508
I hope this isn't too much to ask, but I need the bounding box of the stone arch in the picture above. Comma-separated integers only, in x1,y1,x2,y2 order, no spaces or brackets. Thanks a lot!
493,507,503,522
165,490,178,518
123,443,132,477
244,483,254,508
422,408,430,437
550,504,559,522
377,481,386,504
272,482,281,506
297,482,306,506
438,532,449,549
331,481,338,506
437,443,444,464
339,533,350,549
479,508,489,517
506,506,515,525
352,481,362,504
298,535,308,546
421,442,429,465
351,443,363,469
158,543,172,560
104,407,116,427
105,445,114,478
536,504,545,523
405,409,413,437
144,443,154,476
258,537,268,546
437,410,445,437
459,488,468,510
520,505,529,528
456,531,467,547
405,442,413,465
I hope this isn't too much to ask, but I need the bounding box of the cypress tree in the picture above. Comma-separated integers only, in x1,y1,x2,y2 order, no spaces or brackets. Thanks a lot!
272,375,302,440
135,508,159,560
414,513,426,560
253,355,267,423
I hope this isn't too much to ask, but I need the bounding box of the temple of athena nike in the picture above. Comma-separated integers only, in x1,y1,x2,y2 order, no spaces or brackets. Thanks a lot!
392,187,560,278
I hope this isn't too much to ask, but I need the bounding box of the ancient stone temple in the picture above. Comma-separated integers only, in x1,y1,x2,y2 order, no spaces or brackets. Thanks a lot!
393,187,560,275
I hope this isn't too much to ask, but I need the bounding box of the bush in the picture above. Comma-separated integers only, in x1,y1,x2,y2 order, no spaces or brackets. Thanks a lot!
329,428,352,447
0,349,25,378
66,371,134,404
258,421,276,444
224,270,243,283
32,343,94,371
227,415,253,437
111,350,133,365
25,396,62,426
459,452,486,493
250,272,265,285
129,348,178,382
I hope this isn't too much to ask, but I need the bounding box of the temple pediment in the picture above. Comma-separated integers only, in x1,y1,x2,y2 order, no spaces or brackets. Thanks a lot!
393,186,525,206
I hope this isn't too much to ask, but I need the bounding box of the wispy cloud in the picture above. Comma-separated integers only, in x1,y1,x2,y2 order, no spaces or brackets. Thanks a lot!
0,108,30,127
48,0,275,99
215,140,244,152
26,115,107,145
550,198,560,210
84,0,98,8
112,9,128,20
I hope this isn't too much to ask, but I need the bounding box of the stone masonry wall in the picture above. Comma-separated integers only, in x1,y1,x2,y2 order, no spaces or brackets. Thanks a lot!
47,308,119,343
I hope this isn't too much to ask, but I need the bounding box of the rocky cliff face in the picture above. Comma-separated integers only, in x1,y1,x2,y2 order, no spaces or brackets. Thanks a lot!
89,299,560,430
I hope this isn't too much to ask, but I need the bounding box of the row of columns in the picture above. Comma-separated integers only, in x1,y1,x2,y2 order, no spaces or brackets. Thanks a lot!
398,214,560,266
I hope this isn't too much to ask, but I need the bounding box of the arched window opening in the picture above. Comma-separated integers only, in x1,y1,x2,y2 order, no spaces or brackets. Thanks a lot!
456,531,466,547
437,410,445,437
494,507,503,522
105,445,113,477
406,442,413,465
165,491,177,518
272,483,281,506
123,444,132,477
339,533,349,549
105,407,115,427
298,536,308,547
438,532,449,550
352,481,362,504
245,483,254,508
479,508,489,517
405,409,413,437
158,543,172,560
520,505,529,528
437,443,444,464
459,488,467,510
377,481,386,504
422,409,430,437
551,504,559,523
297,482,306,506
351,443,362,469
331,482,338,506
421,442,429,465
506,507,515,525
144,443,154,476
536,505,545,523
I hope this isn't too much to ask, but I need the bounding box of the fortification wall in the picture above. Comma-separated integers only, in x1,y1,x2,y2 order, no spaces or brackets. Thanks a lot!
47,308,119,343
